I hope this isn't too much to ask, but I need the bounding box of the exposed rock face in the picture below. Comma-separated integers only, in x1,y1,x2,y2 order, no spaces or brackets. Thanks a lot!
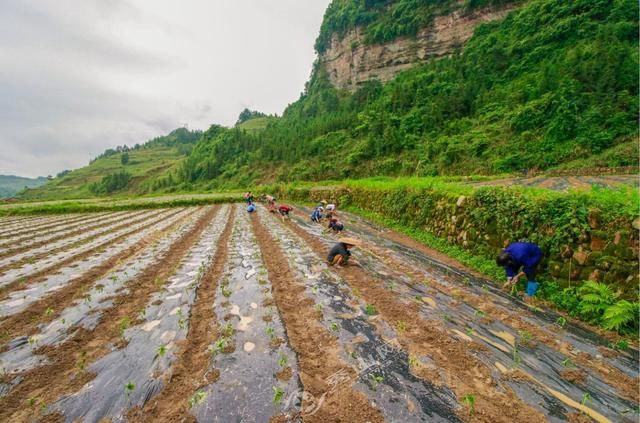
319,5,516,91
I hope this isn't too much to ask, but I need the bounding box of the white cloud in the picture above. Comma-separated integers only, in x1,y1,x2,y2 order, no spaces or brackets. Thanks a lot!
0,0,330,177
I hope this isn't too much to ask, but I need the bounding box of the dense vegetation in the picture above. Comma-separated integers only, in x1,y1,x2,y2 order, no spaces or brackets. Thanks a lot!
271,179,639,334
157,0,637,190
314,0,514,53
89,171,132,194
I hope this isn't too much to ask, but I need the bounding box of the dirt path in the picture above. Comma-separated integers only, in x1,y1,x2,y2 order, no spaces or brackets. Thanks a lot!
0,206,219,422
251,211,385,423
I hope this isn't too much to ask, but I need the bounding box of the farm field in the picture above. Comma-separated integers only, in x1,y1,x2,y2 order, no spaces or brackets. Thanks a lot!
0,205,637,422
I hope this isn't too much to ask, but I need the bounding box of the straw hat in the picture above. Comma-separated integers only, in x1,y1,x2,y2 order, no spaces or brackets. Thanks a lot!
339,237,362,247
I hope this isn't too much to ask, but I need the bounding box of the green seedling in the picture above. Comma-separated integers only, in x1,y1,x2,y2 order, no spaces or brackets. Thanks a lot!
314,303,323,312
481,284,490,294
27,397,38,407
222,322,234,337
329,322,339,332
125,382,136,396
466,327,475,336
158,345,167,357
442,314,454,323
352,287,361,297
422,280,430,286
176,308,183,317
462,277,471,286
311,285,318,294
212,338,228,356
138,308,146,319
350,351,358,359
518,330,534,343
28,336,38,349
369,373,384,390
258,278,267,286
44,307,54,317
581,392,592,406
561,358,575,368
221,286,232,298
96,285,104,294
77,351,87,372
413,295,422,303
609,340,629,351
109,275,118,283
408,355,420,368
555,316,567,327
119,317,131,338
396,320,407,334
265,326,275,339
178,318,187,330
188,391,208,409
473,310,485,318
512,346,521,365
278,352,288,368
84,294,92,304
364,304,377,316
272,386,284,405
462,393,476,415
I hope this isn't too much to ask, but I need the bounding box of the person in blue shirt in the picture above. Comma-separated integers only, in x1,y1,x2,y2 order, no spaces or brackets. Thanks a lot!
311,206,323,222
496,242,543,298
247,202,256,213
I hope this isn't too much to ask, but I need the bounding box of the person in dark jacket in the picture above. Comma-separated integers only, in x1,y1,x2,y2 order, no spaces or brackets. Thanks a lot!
327,237,361,266
327,217,344,233
496,242,543,298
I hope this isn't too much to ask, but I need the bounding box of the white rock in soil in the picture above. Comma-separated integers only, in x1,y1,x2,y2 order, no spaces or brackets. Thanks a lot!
142,320,161,331
245,269,256,279
161,331,176,343
238,316,253,331
243,342,255,352
250,302,258,309
169,307,181,316
230,304,241,315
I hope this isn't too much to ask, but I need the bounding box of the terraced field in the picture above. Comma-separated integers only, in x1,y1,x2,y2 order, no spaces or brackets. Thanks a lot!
0,205,637,422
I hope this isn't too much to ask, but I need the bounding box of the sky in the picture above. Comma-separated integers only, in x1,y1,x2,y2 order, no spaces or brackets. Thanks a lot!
0,0,331,178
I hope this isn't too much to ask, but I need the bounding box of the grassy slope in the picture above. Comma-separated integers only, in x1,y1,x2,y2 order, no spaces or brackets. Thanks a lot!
237,117,273,134
0,175,48,198
20,147,184,201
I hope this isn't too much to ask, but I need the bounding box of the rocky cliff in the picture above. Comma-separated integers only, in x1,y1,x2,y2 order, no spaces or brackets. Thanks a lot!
319,5,516,91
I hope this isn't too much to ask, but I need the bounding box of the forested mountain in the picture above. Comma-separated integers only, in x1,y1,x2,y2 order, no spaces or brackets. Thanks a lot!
165,0,638,189
0,175,47,198
23,0,638,197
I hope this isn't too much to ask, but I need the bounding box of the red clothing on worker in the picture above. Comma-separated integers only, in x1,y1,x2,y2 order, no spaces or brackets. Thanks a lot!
278,205,293,213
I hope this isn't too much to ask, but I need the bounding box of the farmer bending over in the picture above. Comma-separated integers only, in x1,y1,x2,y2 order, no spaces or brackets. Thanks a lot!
497,242,542,300
327,237,361,267
247,202,256,213
265,195,277,212
311,206,323,223
327,217,344,234
277,204,293,221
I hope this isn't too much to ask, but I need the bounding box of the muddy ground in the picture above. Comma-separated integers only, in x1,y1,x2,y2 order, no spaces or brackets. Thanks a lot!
0,206,637,422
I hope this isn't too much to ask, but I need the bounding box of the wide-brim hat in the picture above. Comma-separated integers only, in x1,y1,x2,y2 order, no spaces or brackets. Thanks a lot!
339,237,362,247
